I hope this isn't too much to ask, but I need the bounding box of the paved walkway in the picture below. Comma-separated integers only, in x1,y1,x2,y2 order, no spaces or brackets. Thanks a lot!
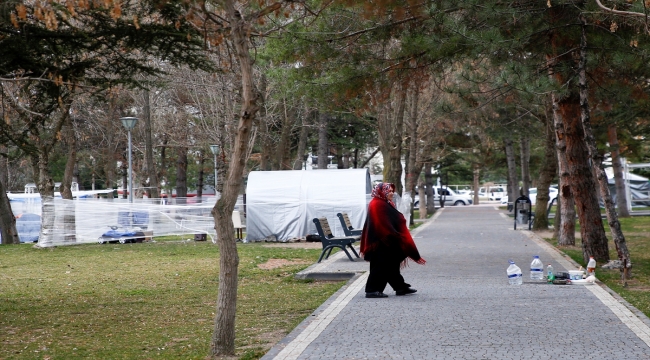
263,205,650,360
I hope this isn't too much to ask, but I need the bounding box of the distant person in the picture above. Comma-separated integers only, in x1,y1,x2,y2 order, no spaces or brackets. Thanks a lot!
360,182,426,298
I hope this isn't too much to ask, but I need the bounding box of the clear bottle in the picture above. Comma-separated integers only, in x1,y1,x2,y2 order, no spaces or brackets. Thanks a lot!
530,255,544,280
587,256,596,277
507,260,523,285
546,264,555,283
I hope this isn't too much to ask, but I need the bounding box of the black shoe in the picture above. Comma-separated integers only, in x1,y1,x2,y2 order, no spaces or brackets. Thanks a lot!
396,288,417,296
365,291,388,298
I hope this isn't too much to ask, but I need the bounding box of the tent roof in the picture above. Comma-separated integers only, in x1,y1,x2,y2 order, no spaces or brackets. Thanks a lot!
605,167,649,183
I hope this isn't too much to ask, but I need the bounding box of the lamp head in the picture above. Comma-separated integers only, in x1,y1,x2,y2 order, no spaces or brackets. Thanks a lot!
120,117,139,130
210,145,220,155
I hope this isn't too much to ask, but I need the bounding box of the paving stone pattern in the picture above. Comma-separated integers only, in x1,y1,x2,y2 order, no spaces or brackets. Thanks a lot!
275,206,650,359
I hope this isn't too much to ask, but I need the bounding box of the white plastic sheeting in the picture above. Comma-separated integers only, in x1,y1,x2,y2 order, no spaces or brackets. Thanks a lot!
4,196,243,246
246,169,372,242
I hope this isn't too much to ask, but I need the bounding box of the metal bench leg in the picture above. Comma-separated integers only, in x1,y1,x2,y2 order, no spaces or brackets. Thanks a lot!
325,247,335,259
340,246,355,261
318,246,335,263
347,244,360,258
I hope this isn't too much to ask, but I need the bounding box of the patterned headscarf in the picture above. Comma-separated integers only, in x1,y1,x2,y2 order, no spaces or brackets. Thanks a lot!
371,182,396,208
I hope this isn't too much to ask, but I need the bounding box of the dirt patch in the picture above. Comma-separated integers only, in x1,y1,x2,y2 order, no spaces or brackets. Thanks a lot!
262,242,322,249
257,258,312,270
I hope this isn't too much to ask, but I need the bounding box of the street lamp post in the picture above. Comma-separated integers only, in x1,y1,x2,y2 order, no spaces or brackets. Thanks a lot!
210,145,220,196
120,117,139,203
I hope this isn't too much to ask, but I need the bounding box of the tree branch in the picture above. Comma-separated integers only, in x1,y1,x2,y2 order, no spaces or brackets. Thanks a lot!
594,0,649,18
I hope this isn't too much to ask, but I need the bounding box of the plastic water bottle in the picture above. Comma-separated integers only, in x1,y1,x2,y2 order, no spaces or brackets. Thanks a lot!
530,255,544,280
587,256,596,277
507,260,523,285
546,264,555,283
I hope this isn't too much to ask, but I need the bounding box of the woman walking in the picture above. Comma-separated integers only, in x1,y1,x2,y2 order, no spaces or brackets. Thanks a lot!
360,182,426,298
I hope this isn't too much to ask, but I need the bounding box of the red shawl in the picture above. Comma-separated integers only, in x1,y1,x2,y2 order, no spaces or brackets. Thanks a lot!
360,196,426,267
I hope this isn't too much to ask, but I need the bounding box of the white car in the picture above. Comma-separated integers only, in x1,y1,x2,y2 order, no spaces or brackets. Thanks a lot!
414,187,473,207
500,187,558,206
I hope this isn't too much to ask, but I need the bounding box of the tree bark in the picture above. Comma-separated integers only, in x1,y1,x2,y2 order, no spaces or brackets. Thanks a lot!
35,151,57,247
548,58,575,246
61,116,77,243
520,137,530,197
143,90,160,199
293,114,310,170
555,122,576,246
276,98,294,170
0,159,19,243
558,92,609,261
418,176,426,219
258,76,272,171
317,112,329,170
210,2,259,356
504,137,518,204
608,124,630,217
473,164,480,206
424,163,435,214
533,114,557,231
197,152,205,201
388,81,407,194
577,19,625,266
405,86,421,224
0,145,8,190
176,147,188,203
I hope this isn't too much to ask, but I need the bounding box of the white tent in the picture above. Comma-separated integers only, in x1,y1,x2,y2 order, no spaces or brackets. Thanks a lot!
246,169,372,242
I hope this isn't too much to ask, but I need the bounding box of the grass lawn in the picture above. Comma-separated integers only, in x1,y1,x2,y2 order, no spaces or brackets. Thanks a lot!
0,240,345,359
545,216,650,318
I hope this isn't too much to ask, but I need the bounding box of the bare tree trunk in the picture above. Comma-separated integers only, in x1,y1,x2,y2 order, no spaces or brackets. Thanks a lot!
35,152,57,247
548,14,607,260
405,86,421,224
258,76,272,171
553,182,562,240
159,136,168,192
317,112,329,170
210,2,259,356
61,117,77,243
533,115,557,231
556,134,576,246
336,144,344,169
548,59,575,246
418,177,426,219
143,90,159,199
197,151,205,201
577,20,625,267
424,163,435,214
504,137,518,203
276,98,293,170
293,114,309,170
176,147,188,203
608,124,629,217
0,156,19,243
388,82,407,194
520,137,530,197
558,93,608,261
473,164,480,205
0,145,7,189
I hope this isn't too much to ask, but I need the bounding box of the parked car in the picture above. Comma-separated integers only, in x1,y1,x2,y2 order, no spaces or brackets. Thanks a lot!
414,187,473,207
484,187,506,201
500,187,558,206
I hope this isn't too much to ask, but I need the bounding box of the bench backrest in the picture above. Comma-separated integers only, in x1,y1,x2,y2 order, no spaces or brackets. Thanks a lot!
340,213,353,230
313,217,334,239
